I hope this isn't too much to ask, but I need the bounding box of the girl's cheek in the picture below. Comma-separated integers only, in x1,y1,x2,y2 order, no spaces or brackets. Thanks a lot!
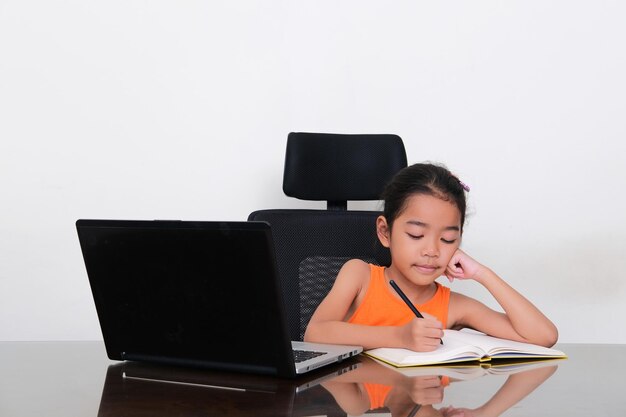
444,248,459,264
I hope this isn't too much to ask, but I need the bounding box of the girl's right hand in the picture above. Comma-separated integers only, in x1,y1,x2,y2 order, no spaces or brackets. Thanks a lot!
401,375,445,405
398,313,443,351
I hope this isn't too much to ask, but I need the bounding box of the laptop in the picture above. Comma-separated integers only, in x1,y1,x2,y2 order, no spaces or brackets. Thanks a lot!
97,360,360,416
76,219,362,378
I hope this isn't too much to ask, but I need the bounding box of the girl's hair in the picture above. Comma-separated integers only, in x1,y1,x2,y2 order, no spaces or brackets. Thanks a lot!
381,163,468,233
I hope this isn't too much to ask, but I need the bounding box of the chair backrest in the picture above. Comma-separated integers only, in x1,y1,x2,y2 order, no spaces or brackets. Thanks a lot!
249,132,407,340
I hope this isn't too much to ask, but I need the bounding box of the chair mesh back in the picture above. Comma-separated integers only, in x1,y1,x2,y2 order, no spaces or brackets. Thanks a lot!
248,210,391,341
299,255,378,341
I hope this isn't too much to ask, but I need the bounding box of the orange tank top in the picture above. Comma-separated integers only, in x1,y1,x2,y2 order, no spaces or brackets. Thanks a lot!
363,383,393,409
348,264,450,328
363,378,450,410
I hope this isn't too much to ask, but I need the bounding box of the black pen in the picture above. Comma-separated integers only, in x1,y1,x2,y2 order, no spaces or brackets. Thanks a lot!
389,279,443,345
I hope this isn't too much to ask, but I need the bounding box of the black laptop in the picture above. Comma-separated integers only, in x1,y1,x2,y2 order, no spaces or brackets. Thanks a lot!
97,360,360,416
76,219,362,378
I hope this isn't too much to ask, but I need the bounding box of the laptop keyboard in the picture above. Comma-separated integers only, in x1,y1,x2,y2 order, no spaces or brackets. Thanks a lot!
293,349,326,363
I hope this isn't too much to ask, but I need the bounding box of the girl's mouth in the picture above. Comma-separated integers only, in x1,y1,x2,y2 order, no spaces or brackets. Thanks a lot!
414,264,438,274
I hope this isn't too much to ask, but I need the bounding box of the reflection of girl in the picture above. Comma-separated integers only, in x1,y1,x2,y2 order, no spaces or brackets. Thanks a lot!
322,356,558,417
306,163,558,351
438,362,558,417
322,357,447,416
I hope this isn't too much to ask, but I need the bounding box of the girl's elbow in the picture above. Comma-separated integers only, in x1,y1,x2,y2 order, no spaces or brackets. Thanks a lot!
303,328,313,342
546,327,559,347
539,325,559,348
303,323,321,343
523,323,558,347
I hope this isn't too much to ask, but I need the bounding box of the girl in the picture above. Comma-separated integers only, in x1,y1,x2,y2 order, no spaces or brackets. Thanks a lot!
304,163,558,351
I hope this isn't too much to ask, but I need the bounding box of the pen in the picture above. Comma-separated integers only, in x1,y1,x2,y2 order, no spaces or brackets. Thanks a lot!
389,279,443,345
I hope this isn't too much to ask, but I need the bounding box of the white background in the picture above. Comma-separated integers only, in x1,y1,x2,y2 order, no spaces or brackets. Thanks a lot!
1,1,624,342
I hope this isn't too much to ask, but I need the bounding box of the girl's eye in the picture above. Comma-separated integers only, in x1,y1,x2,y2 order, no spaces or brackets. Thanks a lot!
441,238,457,244
407,233,423,240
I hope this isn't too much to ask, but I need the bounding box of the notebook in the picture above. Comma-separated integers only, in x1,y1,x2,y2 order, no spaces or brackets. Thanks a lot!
364,329,566,367
76,219,362,378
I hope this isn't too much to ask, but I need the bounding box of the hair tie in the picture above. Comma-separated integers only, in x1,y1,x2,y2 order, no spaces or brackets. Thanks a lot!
459,180,470,192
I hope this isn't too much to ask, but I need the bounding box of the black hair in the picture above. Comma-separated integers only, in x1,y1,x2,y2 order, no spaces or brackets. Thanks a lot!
381,163,467,233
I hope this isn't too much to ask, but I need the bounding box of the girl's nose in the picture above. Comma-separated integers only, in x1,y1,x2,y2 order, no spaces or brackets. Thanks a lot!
421,241,439,258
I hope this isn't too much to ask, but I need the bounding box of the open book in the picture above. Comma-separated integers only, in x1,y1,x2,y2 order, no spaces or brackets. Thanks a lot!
364,329,567,367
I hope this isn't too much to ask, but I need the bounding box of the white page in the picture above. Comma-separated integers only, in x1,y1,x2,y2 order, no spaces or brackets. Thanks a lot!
444,330,565,357
366,336,486,367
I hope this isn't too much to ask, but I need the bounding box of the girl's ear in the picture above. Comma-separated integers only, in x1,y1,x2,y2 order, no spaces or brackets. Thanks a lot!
376,216,391,248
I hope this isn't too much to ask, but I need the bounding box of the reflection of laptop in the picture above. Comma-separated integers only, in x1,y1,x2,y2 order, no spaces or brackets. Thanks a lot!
97,360,360,416
77,219,362,377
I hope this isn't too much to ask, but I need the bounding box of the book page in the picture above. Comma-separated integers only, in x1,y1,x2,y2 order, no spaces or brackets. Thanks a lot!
365,336,486,367
444,330,566,358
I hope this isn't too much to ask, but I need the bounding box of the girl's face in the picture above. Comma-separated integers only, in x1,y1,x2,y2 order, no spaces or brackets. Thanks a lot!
377,194,462,286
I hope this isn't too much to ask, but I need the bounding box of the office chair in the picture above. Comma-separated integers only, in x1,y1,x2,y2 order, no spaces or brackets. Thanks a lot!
248,132,407,341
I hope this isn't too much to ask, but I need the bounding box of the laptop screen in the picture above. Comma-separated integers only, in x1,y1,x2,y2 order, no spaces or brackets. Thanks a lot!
77,220,294,375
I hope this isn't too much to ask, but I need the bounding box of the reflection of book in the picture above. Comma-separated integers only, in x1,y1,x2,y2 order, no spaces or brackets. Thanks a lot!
364,330,567,367
369,355,562,381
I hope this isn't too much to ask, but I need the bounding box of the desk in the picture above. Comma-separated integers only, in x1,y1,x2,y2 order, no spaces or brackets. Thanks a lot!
0,342,624,416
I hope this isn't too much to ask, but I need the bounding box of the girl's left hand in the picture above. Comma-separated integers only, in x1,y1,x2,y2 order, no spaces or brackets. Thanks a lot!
444,249,484,282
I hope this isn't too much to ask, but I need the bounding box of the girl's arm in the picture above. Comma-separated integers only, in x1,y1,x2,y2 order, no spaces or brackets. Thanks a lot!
440,364,557,417
304,260,443,351
446,249,558,347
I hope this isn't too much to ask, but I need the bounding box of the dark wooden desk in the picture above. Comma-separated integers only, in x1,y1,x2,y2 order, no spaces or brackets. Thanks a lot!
0,342,624,416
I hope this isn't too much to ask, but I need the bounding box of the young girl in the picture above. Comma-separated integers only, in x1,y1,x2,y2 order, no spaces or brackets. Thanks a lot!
304,163,558,351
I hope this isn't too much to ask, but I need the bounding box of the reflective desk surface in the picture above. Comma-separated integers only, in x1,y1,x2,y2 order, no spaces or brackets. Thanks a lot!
0,342,624,417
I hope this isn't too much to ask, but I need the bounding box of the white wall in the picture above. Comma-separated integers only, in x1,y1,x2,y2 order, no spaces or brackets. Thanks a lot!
1,1,624,342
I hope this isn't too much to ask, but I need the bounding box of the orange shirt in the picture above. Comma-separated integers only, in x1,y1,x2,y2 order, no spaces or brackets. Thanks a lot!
363,378,450,410
348,264,450,328
364,383,393,409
